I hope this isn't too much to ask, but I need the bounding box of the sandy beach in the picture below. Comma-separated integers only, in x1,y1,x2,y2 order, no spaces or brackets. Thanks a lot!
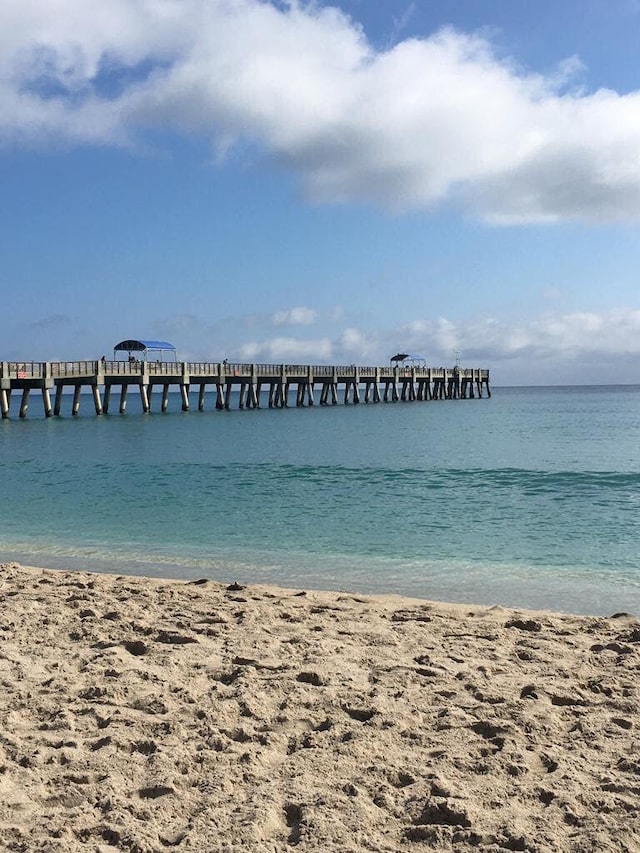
0,562,638,852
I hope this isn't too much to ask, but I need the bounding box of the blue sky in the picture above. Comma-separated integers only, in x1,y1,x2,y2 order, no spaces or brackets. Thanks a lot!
2,1,640,384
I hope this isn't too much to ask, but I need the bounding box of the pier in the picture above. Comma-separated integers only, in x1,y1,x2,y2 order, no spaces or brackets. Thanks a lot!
0,361,490,418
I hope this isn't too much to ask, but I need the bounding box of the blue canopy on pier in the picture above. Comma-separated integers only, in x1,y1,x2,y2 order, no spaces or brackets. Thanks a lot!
113,339,178,361
390,353,426,366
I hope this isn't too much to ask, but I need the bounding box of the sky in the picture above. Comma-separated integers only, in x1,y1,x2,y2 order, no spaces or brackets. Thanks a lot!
2,0,640,385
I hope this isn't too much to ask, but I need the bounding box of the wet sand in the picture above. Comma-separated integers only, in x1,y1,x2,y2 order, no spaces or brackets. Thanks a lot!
0,562,639,852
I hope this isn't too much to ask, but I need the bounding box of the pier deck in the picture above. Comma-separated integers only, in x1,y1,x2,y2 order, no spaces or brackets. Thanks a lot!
0,361,490,418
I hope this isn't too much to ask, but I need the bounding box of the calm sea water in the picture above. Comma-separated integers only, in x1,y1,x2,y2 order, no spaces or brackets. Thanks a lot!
1,385,640,616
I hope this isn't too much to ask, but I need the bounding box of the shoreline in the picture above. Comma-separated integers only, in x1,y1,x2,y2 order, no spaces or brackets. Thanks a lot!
2,547,638,619
1,561,639,851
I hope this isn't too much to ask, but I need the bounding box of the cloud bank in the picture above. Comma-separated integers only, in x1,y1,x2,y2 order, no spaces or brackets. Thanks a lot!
272,306,317,326
194,305,640,385
3,0,640,223
9,303,640,384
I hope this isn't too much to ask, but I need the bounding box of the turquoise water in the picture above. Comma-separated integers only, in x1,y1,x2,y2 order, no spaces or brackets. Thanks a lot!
2,385,640,615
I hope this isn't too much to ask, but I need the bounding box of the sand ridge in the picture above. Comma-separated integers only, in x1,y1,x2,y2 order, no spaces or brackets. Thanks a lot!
0,562,639,852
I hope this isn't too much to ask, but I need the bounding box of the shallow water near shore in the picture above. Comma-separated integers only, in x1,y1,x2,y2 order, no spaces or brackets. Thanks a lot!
2,384,640,615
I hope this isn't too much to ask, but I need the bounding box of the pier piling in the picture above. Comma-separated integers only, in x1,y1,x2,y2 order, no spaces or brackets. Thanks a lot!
92,385,103,415
72,385,81,416
54,385,63,416
42,387,52,417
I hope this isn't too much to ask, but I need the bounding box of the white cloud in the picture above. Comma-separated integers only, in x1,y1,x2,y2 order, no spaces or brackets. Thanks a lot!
204,306,640,374
3,1,640,221
391,309,640,366
338,326,378,359
239,336,333,362
272,306,317,326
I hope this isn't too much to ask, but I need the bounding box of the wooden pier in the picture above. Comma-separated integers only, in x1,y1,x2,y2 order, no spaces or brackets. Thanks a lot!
0,361,490,418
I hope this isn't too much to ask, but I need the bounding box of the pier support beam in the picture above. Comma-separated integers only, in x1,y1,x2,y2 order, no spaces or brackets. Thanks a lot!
216,383,225,410
343,379,359,403
198,383,206,411
364,380,379,403
305,368,315,406
54,385,63,416
1,388,9,419
140,384,150,414
103,385,112,414
42,387,52,417
269,381,286,408
162,384,170,412
422,372,432,400
120,385,128,414
373,369,381,403
20,388,30,418
179,384,189,412
92,384,103,415
72,385,81,417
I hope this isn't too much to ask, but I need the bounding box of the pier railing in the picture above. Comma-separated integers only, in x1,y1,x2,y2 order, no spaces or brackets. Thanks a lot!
51,361,100,378
1,361,490,380
7,361,44,379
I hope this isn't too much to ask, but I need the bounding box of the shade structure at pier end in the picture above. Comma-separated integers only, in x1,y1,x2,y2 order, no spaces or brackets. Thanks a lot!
390,353,427,367
113,340,178,362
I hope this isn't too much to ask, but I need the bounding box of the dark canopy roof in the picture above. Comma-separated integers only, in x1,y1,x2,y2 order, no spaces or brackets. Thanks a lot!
113,340,177,360
390,352,426,363
114,339,176,352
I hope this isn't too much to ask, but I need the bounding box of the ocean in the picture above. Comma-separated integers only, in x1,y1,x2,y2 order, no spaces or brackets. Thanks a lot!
1,384,640,616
